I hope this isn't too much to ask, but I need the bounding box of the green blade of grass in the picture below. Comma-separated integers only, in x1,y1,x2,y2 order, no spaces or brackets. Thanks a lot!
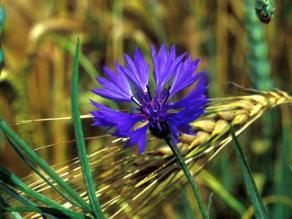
230,125,268,219
0,182,66,219
0,182,35,207
5,137,82,209
0,116,92,213
3,207,71,219
0,193,23,219
165,137,208,219
0,166,85,219
273,105,292,218
71,38,104,219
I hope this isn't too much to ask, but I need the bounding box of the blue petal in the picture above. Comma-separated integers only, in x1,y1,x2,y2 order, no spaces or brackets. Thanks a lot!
171,72,208,108
124,125,148,154
168,123,178,145
178,124,194,135
169,57,202,97
168,106,205,124
121,48,149,92
92,67,133,102
151,44,185,93
167,106,205,144
90,100,142,135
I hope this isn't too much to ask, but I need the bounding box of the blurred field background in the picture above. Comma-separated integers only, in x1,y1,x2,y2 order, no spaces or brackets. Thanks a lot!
0,0,291,218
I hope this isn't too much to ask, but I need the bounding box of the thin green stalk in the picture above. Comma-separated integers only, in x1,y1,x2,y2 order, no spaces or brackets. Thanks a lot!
6,137,83,209
0,116,92,213
0,182,36,209
274,105,292,218
50,34,99,81
230,126,268,219
245,0,275,206
0,193,23,219
3,207,65,219
0,183,56,218
4,207,40,214
165,137,208,219
0,167,85,219
71,38,104,219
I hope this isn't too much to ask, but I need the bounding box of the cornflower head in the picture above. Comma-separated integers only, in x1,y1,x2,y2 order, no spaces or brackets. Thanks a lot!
90,44,208,153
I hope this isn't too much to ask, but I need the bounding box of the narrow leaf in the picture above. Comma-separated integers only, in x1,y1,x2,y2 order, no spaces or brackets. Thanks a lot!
71,38,104,219
0,115,91,213
0,166,84,219
5,136,81,209
0,193,23,219
230,125,268,219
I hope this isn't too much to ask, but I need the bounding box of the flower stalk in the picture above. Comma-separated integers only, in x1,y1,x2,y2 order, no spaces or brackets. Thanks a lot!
165,137,208,219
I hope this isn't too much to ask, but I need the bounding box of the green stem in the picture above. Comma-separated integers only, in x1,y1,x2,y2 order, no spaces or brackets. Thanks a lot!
165,138,208,219
17,181,84,219
0,116,92,213
71,38,104,219
6,137,82,209
230,126,268,219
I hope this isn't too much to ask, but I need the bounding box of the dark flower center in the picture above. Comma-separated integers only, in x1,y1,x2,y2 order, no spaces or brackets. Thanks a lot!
132,87,171,139
149,120,170,139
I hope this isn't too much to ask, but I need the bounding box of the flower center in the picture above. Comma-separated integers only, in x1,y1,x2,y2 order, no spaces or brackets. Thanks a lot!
132,87,171,139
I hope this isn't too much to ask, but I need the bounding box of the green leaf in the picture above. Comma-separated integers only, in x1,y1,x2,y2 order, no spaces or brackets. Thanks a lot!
230,125,268,219
0,182,56,218
0,115,91,213
0,194,23,219
0,166,85,219
71,38,104,219
0,182,35,207
165,137,208,219
5,136,81,209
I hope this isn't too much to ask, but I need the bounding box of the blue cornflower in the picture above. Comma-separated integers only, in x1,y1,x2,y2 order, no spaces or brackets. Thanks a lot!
90,44,208,153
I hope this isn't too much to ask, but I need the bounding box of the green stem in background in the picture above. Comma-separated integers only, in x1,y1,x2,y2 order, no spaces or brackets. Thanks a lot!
245,0,273,90
230,126,267,219
147,0,167,44
245,0,274,212
255,0,274,24
49,34,99,82
71,38,104,219
165,137,208,219
273,105,292,218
